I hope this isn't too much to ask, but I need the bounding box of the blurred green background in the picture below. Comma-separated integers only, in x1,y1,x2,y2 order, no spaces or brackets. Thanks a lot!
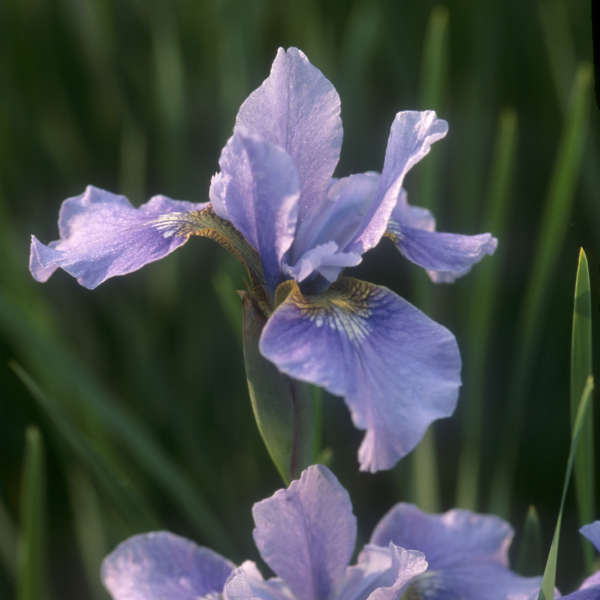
1,0,598,597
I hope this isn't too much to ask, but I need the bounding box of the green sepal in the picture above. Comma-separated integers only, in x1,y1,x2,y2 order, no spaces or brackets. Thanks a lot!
241,290,314,484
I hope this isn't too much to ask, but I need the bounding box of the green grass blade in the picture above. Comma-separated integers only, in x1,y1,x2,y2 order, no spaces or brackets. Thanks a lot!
67,468,108,600
516,505,543,576
0,497,18,582
570,248,595,570
311,385,323,463
411,434,440,513
410,4,449,513
0,291,234,554
538,376,594,600
490,64,592,516
18,427,47,600
415,4,449,233
538,0,600,219
456,109,518,509
11,362,158,533
419,5,449,109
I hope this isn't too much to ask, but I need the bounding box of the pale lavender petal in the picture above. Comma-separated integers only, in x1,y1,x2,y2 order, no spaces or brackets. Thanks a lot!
370,503,513,569
223,561,293,600
284,241,361,283
364,544,428,600
386,188,497,282
580,522,600,552
101,531,234,600
210,133,300,291
387,223,498,283
252,464,357,600
404,566,542,600
570,523,600,595
260,278,460,472
562,588,600,599
579,572,600,590
300,172,379,254
335,544,426,600
30,186,207,289
392,188,436,232
349,111,448,255
235,47,342,240
334,545,395,600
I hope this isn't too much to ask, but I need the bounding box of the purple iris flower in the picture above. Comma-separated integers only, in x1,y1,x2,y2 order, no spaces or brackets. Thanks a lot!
101,464,539,600
29,47,496,472
370,502,543,599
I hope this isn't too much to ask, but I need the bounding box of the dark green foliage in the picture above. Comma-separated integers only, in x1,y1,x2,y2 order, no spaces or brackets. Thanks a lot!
0,1,597,596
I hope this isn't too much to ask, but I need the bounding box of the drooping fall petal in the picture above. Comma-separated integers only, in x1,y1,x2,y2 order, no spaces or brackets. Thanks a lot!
260,277,461,472
101,532,234,600
30,186,207,289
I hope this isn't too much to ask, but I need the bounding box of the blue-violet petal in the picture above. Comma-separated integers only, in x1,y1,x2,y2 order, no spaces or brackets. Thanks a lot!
260,278,461,472
252,464,357,600
101,531,234,600
29,186,207,289
210,133,300,292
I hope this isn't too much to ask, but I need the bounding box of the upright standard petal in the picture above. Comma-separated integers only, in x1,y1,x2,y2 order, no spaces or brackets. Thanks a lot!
300,173,380,253
210,133,300,292
260,277,461,472
370,503,514,568
101,531,234,600
349,111,448,256
252,464,357,600
234,47,342,248
386,191,497,283
29,186,208,289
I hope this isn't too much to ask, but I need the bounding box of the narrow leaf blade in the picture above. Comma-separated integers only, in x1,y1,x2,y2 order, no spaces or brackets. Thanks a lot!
570,248,595,570
538,376,595,600
491,64,592,516
11,362,158,532
516,505,543,576
18,427,47,600
456,108,518,510
410,4,450,513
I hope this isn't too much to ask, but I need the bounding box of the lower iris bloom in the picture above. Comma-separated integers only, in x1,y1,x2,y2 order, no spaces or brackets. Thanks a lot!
101,465,540,600
29,47,496,472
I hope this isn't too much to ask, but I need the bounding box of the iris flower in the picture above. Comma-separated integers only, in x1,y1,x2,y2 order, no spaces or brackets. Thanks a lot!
370,503,542,599
101,464,540,600
29,47,496,472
